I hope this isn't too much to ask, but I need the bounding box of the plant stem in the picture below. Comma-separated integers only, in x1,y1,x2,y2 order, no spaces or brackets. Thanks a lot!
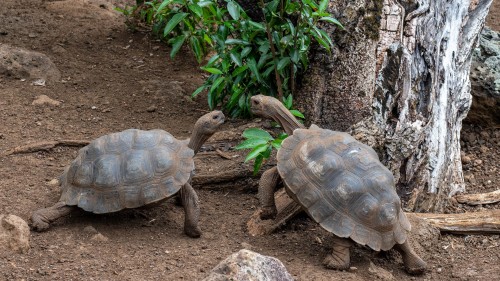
260,0,283,101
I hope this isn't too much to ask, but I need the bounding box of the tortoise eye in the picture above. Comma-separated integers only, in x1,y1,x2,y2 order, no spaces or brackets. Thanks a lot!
212,115,219,120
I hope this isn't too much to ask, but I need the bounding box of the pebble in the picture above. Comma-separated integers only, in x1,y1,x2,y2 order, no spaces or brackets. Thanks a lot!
479,145,489,153
83,225,98,234
91,233,108,242
461,155,472,164
474,159,483,166
146,105,157,112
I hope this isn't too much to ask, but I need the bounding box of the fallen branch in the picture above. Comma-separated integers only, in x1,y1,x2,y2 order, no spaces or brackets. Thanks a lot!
2,140,90,156
192,167,254,187
247,189,500,236
454,189,500,205
407,211,500,235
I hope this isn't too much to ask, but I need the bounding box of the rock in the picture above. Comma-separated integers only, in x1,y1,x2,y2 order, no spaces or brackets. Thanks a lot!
474,159,483,166
32,95,61,106
368,261,395,280
0,44,61,82
479,145,489,153
146,105,157,112
467,27,500,125
0,214,30,254
461,154,472,164
91,233,108,242
83,225,98,234
202,249,293,281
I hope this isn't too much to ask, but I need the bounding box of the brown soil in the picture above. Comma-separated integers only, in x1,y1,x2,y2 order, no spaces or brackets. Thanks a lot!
0,1,498,280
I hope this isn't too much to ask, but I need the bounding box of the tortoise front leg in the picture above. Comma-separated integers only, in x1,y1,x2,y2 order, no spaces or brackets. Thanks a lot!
179,182,201,238
31,202,75,231
323,236,353,270
259,166,280,220
394,240,427,275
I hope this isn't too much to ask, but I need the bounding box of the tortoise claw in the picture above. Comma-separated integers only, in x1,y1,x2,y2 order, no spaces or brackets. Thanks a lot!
259,207,277,220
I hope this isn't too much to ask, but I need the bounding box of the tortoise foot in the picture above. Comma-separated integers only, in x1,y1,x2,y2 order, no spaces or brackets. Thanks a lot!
322,254,350,270
403,255,427,275
31,214,50,232
259,206,277,220
184,225,202,238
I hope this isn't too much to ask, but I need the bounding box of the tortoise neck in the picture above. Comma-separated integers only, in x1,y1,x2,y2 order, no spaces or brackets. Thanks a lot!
187,125,210,155
270,103,305,135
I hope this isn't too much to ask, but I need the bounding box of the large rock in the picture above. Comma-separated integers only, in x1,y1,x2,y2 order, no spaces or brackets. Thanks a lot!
203,249,293,281
0,214,30,254
0,44,61,82
468,27,500,125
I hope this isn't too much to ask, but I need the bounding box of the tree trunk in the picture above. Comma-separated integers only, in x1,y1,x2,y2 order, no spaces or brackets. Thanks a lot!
296,0,493,212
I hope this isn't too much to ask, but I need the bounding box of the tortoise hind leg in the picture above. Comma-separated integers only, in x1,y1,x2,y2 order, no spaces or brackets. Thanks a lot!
259,166,280,220
180,182,201,238
323,236,353,270
31,202,75,231
394,240,427,275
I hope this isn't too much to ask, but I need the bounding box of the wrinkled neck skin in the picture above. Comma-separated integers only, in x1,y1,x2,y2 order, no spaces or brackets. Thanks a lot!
187,123,211,155
268,103,304,135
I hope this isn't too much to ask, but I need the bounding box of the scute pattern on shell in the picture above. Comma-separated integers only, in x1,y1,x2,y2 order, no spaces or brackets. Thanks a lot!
277,127,411,251
59,129,195,214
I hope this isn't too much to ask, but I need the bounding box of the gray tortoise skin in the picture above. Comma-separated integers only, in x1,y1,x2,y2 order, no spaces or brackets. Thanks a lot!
32,111,224,238
250,94,426,274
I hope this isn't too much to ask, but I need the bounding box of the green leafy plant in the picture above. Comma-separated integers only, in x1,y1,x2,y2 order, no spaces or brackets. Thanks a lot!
118,0,342,117
235,128,288,175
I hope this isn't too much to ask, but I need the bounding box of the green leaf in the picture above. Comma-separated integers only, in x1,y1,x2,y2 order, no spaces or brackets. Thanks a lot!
248,21,265,30
209,76,225,94
191,84,207,98
235,138,269,150
247,58,262,82
232,65,248,76
290,109,305,119
197,1,214,8
188,4,203,17
290,48,299,63
241,47,252,58
169,34,187,58
163,13,188,37
201,67,223,74
253,155,264,175
271,138,282,150
277,57,291,71
284,95,293,109
242,128,273,141
245,144,269,162
156,0,172,15
319,17,344,29
225,39,250,45
319,0,328,12
230,52,242,67
190,36,204,63
227,1,240,20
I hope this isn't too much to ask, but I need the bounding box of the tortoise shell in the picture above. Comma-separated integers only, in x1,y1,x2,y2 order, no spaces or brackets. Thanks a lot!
58,129,194,214
277,126,411,251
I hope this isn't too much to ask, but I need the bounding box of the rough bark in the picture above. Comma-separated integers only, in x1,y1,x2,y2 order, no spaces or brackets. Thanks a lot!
298,0,493,212
407,211,500,234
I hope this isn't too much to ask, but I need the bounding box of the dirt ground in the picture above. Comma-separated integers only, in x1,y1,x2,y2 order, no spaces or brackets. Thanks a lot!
0,0,498,280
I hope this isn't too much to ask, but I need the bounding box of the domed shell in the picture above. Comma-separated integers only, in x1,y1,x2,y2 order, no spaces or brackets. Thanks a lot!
58,129,195,214
277,126,411,251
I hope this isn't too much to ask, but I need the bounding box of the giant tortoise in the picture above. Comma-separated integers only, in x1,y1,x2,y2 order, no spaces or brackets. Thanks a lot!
250,95,426,274
31,111,225,238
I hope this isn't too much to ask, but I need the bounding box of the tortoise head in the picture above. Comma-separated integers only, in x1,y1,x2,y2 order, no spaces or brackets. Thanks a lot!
195,110,225,135
250,94,304,135
189,111,225,154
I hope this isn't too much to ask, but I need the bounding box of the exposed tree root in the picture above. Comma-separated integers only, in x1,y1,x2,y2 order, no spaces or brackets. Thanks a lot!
454,190,500,205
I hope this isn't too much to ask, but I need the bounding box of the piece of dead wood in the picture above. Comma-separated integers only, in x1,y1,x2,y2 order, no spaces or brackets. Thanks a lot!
247,188,302,236
454,189,500,205
247,189,500,236
2,140,90,157
192,167,253,186
407,211,500,234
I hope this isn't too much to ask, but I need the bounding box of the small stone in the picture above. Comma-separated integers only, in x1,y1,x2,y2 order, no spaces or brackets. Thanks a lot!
91,106,97,110
83,226,98,234
479,145,489,153
28,33,37,38
0,214,30,254
437,267,442,273
32,79,46,86
349,266,358,271
368,261,394,280
152,46,160,51
46,179,60,186
36,121,42,126
461,155,472,164
474,159,483,166
240,242,253,250
146,105,157,112
91,233,108,242
32,95,60,106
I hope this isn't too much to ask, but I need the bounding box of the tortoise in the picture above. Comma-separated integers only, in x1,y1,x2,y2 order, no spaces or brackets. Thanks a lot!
250,95,427,274
31,111,225,238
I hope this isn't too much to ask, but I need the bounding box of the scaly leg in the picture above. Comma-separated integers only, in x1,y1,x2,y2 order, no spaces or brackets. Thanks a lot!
31,202,75,231
323,236,353,270
259,166,280,220
394,240,427,275
180,182,201,238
